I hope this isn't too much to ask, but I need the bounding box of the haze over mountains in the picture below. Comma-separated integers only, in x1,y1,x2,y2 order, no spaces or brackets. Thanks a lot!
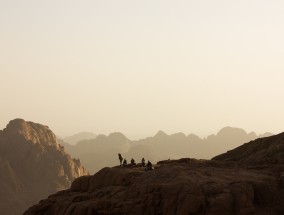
63,132,97,145
0,118,274,215
59,127,272,174
0,119,88,215
26,131,284,215
3,1,284,214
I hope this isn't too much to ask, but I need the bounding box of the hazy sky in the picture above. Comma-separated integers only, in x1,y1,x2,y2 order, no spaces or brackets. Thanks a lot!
1,0,284,139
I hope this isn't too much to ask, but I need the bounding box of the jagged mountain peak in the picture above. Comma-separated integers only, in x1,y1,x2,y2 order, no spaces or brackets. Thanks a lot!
216,126,247,137
63,132,97,145
0,119,88,215
154,130,168,138
108,132,128,140
3,118,57,146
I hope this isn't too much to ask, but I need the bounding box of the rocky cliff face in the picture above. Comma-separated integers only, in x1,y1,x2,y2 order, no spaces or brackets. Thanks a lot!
0,119,88,215
24,133,284,215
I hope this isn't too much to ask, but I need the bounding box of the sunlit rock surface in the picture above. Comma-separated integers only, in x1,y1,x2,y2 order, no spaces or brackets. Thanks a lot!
0,119,88,215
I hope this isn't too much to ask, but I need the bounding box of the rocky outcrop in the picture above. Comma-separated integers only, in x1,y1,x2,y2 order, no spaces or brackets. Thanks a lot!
213,132,284,165
24,159,284,215
0,119,88,215
24,132,284,215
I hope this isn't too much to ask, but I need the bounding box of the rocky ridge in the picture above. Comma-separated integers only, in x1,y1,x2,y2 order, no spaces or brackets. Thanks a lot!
213,132,284,165
0,119,88,215
24,132,284,215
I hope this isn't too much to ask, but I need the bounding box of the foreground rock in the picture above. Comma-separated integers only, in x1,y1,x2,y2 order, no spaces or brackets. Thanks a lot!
213,132,284,165
0,119,88,215
24,156,284,215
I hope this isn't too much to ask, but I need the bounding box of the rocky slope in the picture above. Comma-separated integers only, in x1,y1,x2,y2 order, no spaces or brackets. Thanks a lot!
24,132,284,215
0,119,88,215
213,132,284,165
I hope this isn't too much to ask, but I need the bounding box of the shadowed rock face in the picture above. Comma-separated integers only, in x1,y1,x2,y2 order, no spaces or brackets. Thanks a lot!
213,132,284,165
0,119,88,215
24,132,284,215
24,161,284,214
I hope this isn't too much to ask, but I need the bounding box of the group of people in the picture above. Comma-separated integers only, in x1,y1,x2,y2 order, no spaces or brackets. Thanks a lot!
118,154,153,170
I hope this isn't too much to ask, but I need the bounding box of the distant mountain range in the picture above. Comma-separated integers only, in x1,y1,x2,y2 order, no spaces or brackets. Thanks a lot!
0,119,274,214
62,132,97,145
0,119,88,215
58,127,272,174
58,132,131,174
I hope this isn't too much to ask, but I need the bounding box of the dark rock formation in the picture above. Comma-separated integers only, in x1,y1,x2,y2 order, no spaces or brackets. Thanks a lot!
24,132,284,215
213,132,284,165
0,119,88,215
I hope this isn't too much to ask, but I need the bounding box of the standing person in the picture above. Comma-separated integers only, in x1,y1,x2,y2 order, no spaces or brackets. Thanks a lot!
141,158,145,167
118,154,123,166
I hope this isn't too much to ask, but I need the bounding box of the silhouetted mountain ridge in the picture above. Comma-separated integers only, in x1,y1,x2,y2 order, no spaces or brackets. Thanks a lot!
60,127,272,173
63,132,96,145
213,131,284,165
58,132,130,174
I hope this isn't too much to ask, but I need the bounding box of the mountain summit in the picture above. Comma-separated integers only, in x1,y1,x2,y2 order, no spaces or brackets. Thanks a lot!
0,119,88,215
4,118,58,146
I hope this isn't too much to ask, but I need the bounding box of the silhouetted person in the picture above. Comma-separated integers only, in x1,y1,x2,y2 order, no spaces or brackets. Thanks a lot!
123,159,127,167
131,158,136,166
146,160,153,170
118,153,123,166
141,158,145,167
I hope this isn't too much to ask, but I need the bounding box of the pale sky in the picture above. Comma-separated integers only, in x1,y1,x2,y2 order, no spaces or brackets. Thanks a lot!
1,0,284,139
